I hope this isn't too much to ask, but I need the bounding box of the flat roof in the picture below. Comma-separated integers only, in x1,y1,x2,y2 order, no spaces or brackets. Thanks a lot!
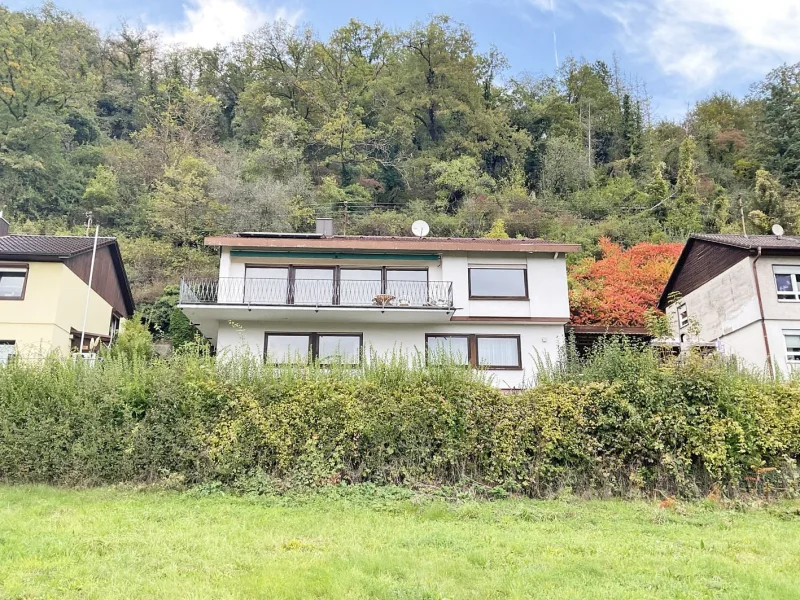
205,234,581,254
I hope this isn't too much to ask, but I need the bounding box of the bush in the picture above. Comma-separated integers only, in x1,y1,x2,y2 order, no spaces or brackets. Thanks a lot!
1,345,799,498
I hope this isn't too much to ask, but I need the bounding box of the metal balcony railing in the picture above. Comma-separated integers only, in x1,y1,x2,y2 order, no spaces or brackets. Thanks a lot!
179,277,454,309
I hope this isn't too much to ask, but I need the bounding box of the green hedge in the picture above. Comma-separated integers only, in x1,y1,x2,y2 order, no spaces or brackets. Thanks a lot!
1,346,800,497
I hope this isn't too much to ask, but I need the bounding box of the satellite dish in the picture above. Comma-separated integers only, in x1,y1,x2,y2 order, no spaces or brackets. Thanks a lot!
773,224,785,237
411,220,430,237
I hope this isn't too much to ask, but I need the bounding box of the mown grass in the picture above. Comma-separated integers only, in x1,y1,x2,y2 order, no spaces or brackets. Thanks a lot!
1,486,800,599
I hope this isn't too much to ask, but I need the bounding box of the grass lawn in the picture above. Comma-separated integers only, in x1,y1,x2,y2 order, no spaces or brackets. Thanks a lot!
1,486,799,599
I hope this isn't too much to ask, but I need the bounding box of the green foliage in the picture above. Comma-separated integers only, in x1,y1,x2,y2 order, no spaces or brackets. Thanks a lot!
107,315,154,361
484,218,509,238
2,349,800,498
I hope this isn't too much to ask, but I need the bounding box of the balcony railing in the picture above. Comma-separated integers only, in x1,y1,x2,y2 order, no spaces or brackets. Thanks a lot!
180,277,454,309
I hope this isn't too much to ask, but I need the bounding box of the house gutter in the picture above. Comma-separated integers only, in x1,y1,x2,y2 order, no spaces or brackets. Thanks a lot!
752,247,774,377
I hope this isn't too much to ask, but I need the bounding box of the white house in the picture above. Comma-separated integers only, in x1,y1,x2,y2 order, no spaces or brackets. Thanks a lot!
659,233,800,375
178,224,579,388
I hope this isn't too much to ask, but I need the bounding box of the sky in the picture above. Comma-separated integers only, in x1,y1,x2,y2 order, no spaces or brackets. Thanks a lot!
6,0,800,120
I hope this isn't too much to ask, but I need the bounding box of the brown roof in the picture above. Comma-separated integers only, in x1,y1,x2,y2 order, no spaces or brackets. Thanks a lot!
0,234,117,257
205,234,581,254
0,234,135,316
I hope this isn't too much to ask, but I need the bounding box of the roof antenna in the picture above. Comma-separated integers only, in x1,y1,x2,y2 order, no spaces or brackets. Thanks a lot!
772,224,784,239
85,211,93,237
738,195,747,238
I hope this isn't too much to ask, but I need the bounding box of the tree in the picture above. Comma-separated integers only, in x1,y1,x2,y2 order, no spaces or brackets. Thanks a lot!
484,218,509,238
665,137,702,233
569,238,684,327
756,62,800,186
147,155,226,246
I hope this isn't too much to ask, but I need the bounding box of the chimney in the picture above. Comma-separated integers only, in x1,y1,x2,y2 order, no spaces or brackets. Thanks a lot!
315,217,334,237
0,211,8,237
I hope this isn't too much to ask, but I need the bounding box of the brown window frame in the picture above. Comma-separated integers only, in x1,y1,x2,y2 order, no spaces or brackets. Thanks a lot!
0,263,29,301
425,333,522,370
244,264,429,306
467,267,528,300
264,332,364,365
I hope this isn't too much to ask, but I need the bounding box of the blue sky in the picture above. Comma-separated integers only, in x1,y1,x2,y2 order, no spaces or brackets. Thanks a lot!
7,0,800,119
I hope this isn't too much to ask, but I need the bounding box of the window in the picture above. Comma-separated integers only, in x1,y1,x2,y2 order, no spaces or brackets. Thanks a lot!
242,266,430,307
386,269,428,305
245,266,289,304
0,341,14,366
0,266,27,300
110,313,121,340
468,267,527,299
293,268,335,305
677,303,689,329
786,332,800,363
426,335,470,365
426,334,521,369
340,269,382,306
774,266,800,301
265,333,362,365
477,336,521,368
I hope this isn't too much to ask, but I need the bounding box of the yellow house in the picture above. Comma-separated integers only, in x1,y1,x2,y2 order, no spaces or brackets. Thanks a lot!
0,216,135,363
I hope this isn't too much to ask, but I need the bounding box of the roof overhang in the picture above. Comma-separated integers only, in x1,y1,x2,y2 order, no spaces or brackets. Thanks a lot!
205,236,581,254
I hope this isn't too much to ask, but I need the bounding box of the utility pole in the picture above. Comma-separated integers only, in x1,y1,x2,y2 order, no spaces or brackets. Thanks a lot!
343,201,349,236
79,225,100,355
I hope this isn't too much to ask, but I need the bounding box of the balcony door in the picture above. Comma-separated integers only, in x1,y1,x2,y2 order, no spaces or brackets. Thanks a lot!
244,267,289,304
339,269,382,306
293,268,335,305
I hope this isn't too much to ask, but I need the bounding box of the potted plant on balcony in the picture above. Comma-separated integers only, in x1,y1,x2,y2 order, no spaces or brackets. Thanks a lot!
397,297,410,307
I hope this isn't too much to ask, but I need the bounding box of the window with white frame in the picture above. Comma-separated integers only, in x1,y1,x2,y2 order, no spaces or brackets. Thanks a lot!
786,332,800,363
677,302,689,329
773,266,800,301
0,341,15,366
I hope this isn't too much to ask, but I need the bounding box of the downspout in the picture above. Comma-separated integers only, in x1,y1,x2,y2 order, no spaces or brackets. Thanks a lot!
752,247,774,377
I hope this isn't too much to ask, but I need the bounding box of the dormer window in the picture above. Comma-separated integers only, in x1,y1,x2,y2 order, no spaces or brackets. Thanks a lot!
774,266,800,301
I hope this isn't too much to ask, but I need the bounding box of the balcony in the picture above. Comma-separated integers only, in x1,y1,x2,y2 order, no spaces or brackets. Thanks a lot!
179,277,456,327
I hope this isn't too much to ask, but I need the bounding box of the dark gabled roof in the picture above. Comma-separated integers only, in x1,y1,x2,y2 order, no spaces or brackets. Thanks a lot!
689,233,800,251
0,234,117,257
657,233,800,310
0,234,135,317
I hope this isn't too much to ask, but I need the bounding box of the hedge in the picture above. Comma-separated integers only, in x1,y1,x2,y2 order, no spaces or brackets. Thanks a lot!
1,344,799,497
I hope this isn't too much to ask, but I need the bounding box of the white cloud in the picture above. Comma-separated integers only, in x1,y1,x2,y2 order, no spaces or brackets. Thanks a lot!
587,0,800,87
154,0,302,48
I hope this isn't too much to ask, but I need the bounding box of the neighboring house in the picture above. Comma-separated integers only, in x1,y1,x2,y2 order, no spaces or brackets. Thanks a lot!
0,215,135,363
179,225,579,388
659,233,800,374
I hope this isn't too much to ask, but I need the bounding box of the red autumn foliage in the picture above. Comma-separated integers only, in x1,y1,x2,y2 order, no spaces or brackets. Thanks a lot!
569,238,684,327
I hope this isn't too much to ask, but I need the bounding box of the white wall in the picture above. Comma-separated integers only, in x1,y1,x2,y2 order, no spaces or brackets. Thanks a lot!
216,320,564,389
217,249,570,319
666,257,759,341
717,321,769,371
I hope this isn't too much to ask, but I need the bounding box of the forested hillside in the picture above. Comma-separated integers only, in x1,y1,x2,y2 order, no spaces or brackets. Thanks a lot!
2,4,799,327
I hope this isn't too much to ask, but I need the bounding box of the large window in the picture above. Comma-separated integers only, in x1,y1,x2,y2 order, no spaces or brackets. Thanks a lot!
468,267,527,299
426,335,470,365
265,333,362,365
774,266,800,301
0,266,27,300
242,266,429,307
0,341,14,366
426,334,521,369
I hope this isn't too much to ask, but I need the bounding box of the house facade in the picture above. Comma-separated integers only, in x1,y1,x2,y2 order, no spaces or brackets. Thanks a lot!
0,215,135,363
659,233,800,374
179,228,579,388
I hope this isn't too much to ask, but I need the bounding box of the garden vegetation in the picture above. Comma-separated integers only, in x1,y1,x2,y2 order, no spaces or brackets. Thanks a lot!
1,335,799,498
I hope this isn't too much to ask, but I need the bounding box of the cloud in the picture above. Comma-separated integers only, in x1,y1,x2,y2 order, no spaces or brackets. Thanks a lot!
588,0,800,88
155,0,302,48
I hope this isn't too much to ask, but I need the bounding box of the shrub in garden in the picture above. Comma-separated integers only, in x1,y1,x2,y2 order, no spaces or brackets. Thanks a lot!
0,341,799,497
